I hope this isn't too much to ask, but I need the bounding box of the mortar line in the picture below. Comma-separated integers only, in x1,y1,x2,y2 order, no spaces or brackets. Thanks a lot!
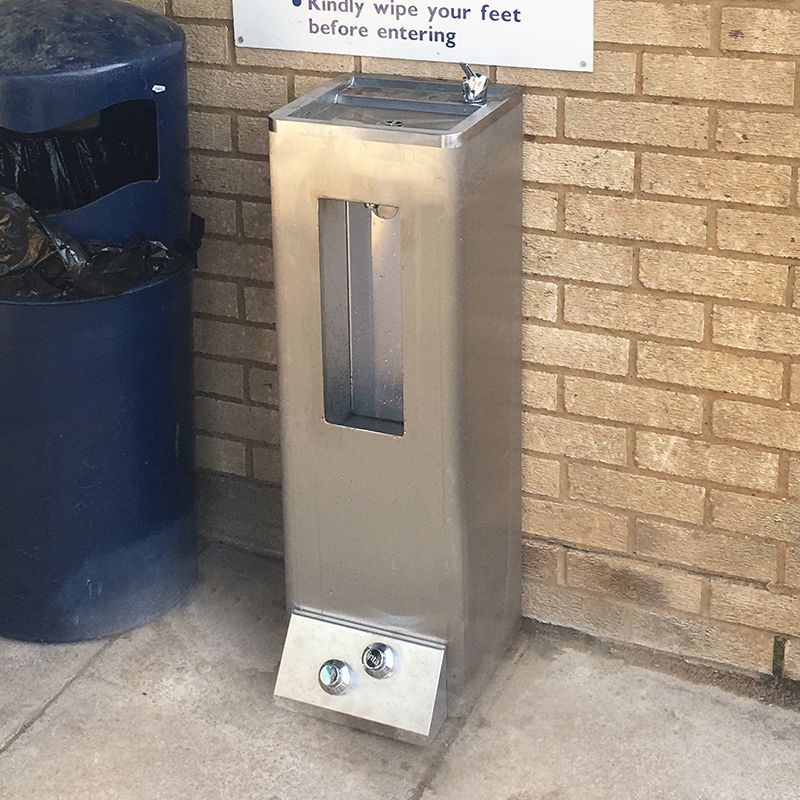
0,638,117,756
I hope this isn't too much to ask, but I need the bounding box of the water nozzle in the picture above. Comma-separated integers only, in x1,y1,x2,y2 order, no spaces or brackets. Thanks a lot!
459,63,489,105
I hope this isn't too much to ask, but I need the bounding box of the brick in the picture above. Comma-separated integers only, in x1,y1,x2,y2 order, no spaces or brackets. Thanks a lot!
714,306,800,356
253,445,282,483
711,580,800,638
565,98,709,149
567,550,703,614
722,8,800,55
523,189,558,231
242,202,271,240
173,0,232,18
523,234,633,285
713,400,800,451
196,434,246,476
566,195,707,246
717,110,800,159
523,94,558,137
637,342,783,400
237,116,269,156
244,286,276,324
522,582,774,674
643,54,795,105
195,357,244,399
499,51,636,95
237,48,353,71
635,431,779,492
522,280,558,322
188,111,232,151
523,412,627,465
782,546,800,589
522,454,561,498
193,277,238,318
294,74,337,97
184,23,229,64
636,519,776,583
712,489,800,542
522,369,558,410
596,1,710,47
523,324,629,375
789,456,800,498
639,250,788,306
522,497,629,552
362,57,488,80
195,397,279,442
194,318,277,364
199,239,273,281
641,154,791,207
717,210,800,259
191,154,269,197
204,207,245,253
192,196,237,236
792,365,800,405
564,286,704,341
564,376,703,434
188,67,287,112
522,539,561,583
569,464,706,524
524,143,634,191
249,367,279,405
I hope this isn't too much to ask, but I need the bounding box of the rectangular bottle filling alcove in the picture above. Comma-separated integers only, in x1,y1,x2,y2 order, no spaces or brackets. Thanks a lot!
319,199,403,436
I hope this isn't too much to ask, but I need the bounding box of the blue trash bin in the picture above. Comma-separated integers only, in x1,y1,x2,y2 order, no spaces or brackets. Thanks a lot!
0,0,197,642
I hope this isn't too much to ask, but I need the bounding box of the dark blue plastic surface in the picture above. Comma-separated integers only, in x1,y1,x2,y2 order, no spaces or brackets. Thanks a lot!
0,273,196,642
0,0,190,251
0,0,197,642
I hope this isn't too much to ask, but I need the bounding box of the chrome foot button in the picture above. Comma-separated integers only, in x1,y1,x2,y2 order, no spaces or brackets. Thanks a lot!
318,659,352,695
362,643,396,679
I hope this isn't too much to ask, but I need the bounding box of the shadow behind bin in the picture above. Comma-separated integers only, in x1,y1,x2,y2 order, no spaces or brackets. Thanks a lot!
0,0,196,642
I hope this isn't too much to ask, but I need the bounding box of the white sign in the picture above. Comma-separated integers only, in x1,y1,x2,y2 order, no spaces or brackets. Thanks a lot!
233,1,594,72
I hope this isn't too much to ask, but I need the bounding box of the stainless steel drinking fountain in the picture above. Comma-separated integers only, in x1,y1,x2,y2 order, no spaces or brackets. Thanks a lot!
269,71,522,744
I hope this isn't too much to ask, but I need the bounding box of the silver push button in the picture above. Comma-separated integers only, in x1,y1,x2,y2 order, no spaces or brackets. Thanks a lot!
318,659,352,695
362,643,396,679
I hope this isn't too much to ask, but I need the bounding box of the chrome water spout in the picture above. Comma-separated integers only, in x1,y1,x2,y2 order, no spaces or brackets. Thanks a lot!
459,63,489,105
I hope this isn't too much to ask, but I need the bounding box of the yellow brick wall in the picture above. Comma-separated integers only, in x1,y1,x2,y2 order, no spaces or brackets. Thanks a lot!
129,0,800,678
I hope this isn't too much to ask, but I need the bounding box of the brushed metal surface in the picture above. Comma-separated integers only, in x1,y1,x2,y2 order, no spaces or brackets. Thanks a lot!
270,73,522,732
275,612,446,741
270,74,519,148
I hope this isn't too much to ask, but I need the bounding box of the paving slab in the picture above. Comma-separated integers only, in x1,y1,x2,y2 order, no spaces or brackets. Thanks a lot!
0,637,105,751
5,543,800,800
420,636,800,800
0,543,442,800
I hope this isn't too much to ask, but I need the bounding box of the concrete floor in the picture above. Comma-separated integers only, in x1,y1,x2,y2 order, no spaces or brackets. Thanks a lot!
2,543,800,800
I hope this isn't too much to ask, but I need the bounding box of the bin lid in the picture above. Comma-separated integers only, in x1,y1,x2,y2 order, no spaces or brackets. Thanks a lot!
0,0,185,132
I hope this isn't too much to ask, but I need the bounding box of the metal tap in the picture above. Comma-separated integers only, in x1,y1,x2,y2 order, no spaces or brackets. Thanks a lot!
459,63,489,105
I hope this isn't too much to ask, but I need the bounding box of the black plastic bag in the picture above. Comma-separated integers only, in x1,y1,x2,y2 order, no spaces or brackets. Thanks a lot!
0,102,158,212
0,188,200,300
0,187,51,277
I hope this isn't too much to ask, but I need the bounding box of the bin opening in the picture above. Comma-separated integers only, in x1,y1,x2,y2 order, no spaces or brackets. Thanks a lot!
0,100,159,213
319,198,404,437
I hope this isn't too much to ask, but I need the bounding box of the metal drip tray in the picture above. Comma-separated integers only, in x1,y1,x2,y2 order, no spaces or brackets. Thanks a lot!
308,103,469,132
271,74,519,146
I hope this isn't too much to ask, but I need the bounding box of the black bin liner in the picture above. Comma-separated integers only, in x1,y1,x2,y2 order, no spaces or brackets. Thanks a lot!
0,187,201,299
0,101,159,213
